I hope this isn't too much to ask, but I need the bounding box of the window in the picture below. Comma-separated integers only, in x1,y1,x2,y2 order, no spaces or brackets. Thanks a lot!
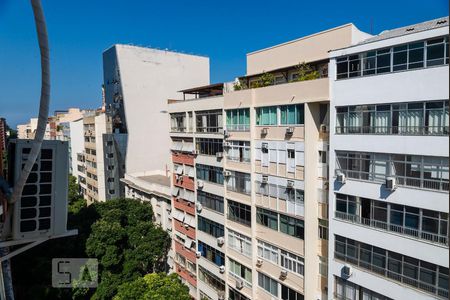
227,141,250,163
280,215,304,239
198,266,225,292
228,229,252,257
257,240,279,264
280,104,304,125
197,190,224,213
196,110,223,133
336,100,449,135
196,164,224,184
336,151,449,191
229,287,251,300
336,36,449,79
229,258,252,285
226,108,250,131
257,207,278,230
226,171,251,194
281,284,304,300
334,235,449,298
170,113,186,132
281,250,304,276
198,216,224,238
228,200,251,226
258,272,278,297
197,241,225,266
196,138,223,156
318,219,328,240
335,276,392,300
256,106,277,125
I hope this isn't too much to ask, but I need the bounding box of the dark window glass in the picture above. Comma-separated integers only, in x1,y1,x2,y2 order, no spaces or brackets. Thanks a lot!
377,49,391,73
408,42,424,69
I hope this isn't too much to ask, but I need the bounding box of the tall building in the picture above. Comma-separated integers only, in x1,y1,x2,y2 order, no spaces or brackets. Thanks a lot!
102,44,210,177
0,118,7,176
167,23,372,300
328,17,449,300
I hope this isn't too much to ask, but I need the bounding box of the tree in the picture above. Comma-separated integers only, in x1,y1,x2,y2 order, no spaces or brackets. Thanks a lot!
68,175,80,204
113,273,190,300
292,62,320,82
83,199,172,299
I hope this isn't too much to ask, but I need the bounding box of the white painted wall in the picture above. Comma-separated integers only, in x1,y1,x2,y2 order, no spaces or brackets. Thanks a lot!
69,118,84,179
103,45,210,175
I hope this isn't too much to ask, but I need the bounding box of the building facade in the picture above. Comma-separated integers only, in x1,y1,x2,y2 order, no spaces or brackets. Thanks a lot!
328,17,449,300
167,23,372,300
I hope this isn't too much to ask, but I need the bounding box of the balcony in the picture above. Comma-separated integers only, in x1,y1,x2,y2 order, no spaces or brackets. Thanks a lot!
175,263,197,287
174,219,196,240
173,174,195,191
174,240,197,263
335,211,448,246
172,153,194,166
173,197,196,215
336,125,449,136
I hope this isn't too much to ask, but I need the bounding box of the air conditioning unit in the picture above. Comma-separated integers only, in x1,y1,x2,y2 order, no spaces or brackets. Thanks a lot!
197,180,204,189
320,124,328,133
216,152,224,158
256,258,263,267
286,180,294,189
196,202,203,212
184,223,189,229
223,170,231,177
196,251,202,258
336,172,346,184
261,128,268,135
323,181,329,190
218,292,225,300
192,149,199,155
224,130,230,138
286,127,295,135
261,175,268,184
223,141,231,147
217,237,225,246
385,177,397,191
235,278,244,289
280,269,288,280
342,265,353,278
219,265,225,273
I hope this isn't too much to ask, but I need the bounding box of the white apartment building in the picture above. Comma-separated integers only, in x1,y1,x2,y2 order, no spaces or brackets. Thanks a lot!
69,118,84,178
167,23,372,300
328,17,449,300
102,44,210,176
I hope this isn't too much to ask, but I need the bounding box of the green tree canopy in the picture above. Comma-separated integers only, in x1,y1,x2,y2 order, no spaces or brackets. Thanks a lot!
85,199,172,299
113,273,190,300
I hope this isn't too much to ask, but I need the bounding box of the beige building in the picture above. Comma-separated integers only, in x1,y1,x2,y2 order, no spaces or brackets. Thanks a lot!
77,111,124,204
167,23,371,300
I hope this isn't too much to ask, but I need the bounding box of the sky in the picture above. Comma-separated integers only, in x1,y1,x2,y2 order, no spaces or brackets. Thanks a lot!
0,0,448,128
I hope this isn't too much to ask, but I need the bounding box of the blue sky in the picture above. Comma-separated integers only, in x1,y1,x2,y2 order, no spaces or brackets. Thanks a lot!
0,0,448,127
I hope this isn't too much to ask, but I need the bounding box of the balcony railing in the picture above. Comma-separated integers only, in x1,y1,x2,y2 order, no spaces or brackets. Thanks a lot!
226,124,250,132
196,126,223,133
335,252,449,299
170,126,187,133
336,125,449,136
335,211,448,246
336,169,449,192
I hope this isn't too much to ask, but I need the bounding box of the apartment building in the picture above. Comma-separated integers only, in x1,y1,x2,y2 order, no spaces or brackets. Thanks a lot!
168,84,225,298
0,118,7,176
328,17,449,300
122,171,174,270
167,23,372,300
77,111,125,203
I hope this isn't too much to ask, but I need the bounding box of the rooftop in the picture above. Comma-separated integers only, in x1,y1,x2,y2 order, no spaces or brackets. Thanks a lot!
137,174,170,188
178,82,224,98
358,16,449,45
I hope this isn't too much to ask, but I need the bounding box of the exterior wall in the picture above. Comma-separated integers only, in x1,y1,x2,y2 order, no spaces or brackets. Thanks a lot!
246,24,371,75
103,45,210,177
94,114,109,201
69,119,84,179
328,23,449,300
